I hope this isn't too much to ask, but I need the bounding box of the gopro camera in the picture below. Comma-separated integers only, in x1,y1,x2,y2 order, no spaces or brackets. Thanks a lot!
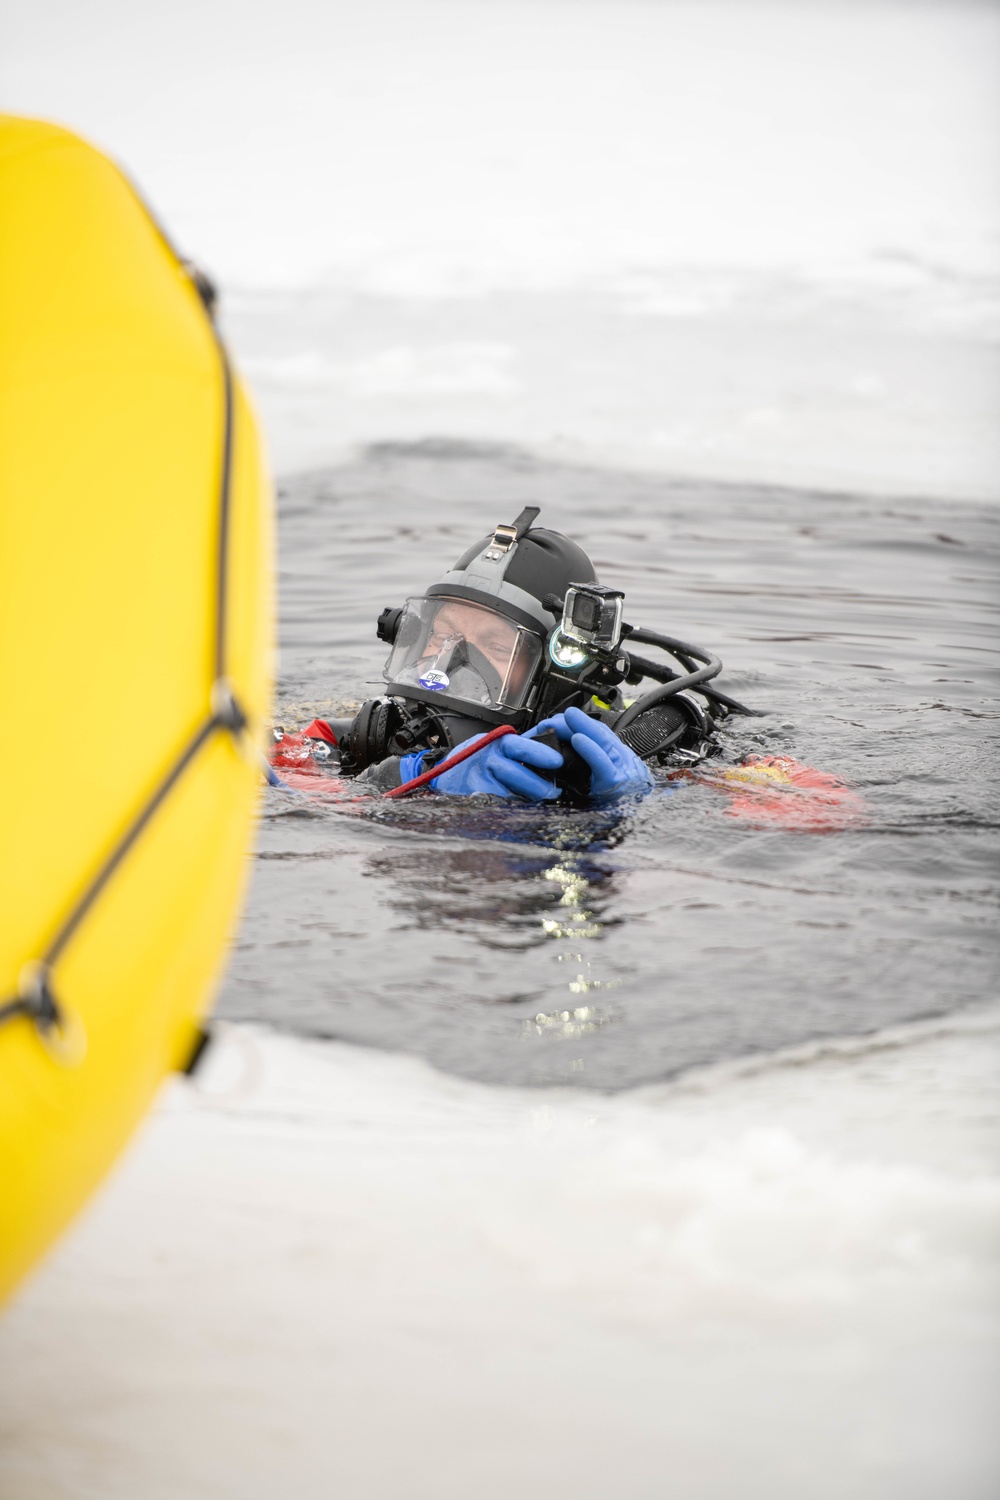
549,584,625,670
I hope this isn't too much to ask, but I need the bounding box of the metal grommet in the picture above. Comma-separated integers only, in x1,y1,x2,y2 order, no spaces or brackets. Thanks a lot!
211,677,248,735
17,962,88,1067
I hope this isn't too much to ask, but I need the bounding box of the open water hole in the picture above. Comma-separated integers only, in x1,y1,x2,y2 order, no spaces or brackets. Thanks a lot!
217,441,1000,1088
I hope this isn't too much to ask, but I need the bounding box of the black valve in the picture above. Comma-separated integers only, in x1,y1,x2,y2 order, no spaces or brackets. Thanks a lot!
376,606,403,644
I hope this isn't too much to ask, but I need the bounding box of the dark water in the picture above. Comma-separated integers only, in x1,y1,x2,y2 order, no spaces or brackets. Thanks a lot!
218,441,999,1088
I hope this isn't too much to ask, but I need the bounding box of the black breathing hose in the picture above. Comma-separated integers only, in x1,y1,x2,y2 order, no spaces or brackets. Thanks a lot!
613,627,763,729
625,649,761,718
614,632,722,734
626,627,724,662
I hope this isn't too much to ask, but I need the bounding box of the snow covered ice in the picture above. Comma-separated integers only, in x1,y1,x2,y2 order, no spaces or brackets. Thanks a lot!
2,1013,998,1498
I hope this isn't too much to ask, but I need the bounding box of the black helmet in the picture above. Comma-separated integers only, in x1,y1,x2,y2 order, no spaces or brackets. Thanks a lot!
436,507,597,631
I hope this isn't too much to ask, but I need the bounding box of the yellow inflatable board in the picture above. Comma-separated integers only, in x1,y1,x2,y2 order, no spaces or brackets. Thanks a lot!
0,117,273,1301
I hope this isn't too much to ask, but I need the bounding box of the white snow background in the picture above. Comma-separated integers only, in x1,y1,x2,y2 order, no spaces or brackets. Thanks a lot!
4,0,1000,493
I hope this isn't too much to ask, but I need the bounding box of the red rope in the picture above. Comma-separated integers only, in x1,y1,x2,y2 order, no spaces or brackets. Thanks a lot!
383,724,517,799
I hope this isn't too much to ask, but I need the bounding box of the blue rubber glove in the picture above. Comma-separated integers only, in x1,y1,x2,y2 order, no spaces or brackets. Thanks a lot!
429,732,563,801
398,748,430,783
531,706,654,801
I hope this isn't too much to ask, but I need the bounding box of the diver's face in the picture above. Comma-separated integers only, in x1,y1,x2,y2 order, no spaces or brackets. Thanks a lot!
425,601,518,680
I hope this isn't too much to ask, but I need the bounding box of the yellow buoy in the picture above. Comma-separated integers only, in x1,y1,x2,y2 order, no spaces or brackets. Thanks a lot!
0,117,273,1301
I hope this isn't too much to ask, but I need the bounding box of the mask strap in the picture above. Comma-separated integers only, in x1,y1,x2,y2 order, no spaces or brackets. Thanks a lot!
484,505,540,563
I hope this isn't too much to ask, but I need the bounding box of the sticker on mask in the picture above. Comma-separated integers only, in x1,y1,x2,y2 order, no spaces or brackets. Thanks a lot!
419,668,451,691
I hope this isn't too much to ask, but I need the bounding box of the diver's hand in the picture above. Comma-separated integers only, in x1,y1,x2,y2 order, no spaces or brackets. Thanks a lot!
398,749,431,783
430,732,563,801
533,706,654,801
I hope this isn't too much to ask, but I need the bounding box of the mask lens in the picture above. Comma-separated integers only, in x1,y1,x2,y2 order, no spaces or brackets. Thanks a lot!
384,597,542,710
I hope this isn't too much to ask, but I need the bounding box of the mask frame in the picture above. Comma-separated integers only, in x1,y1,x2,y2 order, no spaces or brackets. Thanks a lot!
382,595,545,717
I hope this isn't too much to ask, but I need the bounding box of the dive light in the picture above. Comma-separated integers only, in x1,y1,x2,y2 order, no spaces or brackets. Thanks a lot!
548,584,625,670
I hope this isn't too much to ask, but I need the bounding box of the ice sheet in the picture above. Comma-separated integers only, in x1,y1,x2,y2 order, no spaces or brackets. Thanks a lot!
1,1009,998,1499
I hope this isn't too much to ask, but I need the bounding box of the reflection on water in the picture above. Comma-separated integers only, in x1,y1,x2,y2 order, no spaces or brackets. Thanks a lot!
364,842,620,953
540,861,608,944
219,442,1000,1088
359,836,625,1056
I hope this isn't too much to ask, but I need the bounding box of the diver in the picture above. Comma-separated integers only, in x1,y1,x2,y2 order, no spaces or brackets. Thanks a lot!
276,505,759,804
